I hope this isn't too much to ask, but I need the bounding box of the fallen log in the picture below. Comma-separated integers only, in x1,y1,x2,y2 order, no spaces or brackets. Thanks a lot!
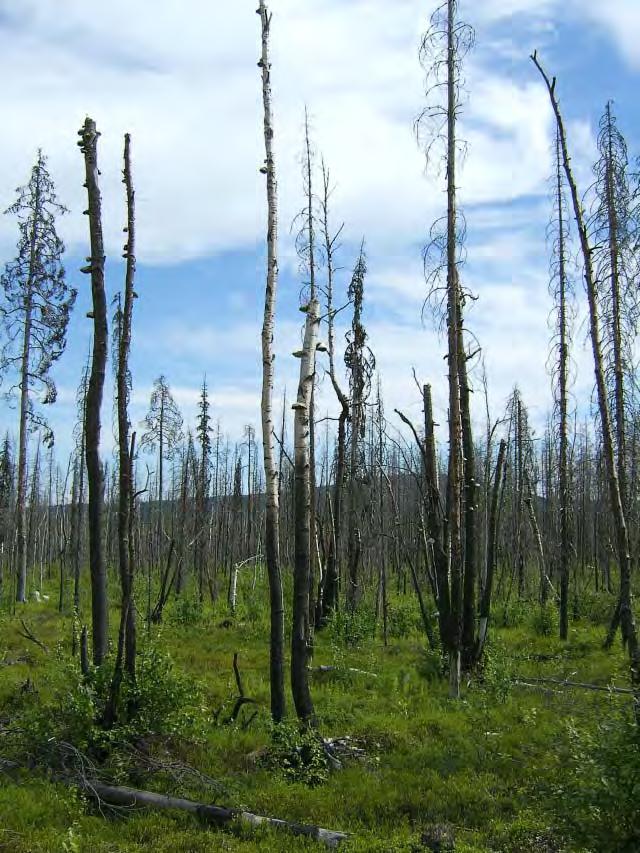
309,665,378,678
82,780,348,848
515,675,633,696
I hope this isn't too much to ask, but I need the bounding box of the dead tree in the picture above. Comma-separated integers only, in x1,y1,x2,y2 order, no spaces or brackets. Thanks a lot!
532,53,640,711
345,248,374,610
257,0,286,723
319,160,348,620
418,0,474,697
476,438,507,660
592,102,638,642
291,298,321,726
104,134,138,726
549,129,574,638
78,117,109,666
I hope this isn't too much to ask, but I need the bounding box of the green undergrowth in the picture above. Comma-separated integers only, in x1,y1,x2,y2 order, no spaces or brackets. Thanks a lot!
0,573,637,852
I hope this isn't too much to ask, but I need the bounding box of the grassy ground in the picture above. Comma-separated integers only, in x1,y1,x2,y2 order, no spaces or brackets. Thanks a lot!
0,575,637,852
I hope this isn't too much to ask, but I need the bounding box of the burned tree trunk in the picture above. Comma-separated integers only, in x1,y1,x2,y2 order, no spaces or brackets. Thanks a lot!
104,133,138,727
551,128,572,639
532,53,640,710
476,438,507,661
320,161,348,620
78,117,109,666
291,298,321,726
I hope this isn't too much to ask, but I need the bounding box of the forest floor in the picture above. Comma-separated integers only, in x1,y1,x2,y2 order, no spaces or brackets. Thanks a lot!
0,577,638,853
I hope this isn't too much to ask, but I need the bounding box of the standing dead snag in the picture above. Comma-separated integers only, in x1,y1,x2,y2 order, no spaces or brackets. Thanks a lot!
319,160,348,621
592,102,637,645
476,438,507,661
257,0,286,723
104,134,138,727
345,248,374,611
78,117,109,667
531,53,640,712
443,0,465,694
418,0,475,696
291,298,321,726
549,128,573,639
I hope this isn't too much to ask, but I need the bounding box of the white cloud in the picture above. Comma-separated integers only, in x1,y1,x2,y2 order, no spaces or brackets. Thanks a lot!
0,0,565,267
0,0,626,462
583,0,640,68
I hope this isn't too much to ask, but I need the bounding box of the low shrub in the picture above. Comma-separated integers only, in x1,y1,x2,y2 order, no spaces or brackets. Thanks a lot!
328,606,376,648
530,602,558,637
552,710,640,851
260,722,330,787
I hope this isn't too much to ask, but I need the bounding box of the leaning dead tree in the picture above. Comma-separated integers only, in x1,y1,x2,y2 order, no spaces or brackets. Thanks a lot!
291,298,321,726
78,117,109,666
257,0,286,723
532,53,640,712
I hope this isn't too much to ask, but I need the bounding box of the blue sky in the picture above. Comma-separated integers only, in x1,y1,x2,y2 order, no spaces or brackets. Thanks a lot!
0,0,639,465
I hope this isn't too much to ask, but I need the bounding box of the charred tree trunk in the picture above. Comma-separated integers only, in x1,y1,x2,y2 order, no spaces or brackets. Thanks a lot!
78,117,109,666
105,134,138,729
291,298,321,727
532,53,640,711
476,438,507,661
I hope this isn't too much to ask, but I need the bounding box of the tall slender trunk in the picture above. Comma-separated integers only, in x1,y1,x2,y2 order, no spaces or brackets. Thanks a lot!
157,395,164,563
258,0,286,723
476,438,507,660
555,131,571,640
78,117,109,666
15,291,34,603
116,133,137,685
291,298,320,726
321,161,348,620
445,0,464,698
15,166,43,603
604,102,627,515
532,53,640,708
423,384,450,647
304,109,318,636
457,287,477,667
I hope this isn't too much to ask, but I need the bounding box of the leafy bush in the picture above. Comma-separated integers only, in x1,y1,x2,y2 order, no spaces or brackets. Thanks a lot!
552,711,640,851
479,641,513,703
8,644,206,766
123,644,205,738
530,602,558,637
261,722,330,787
328,606,376,648
416,648,445,683
386,601,419,639
572,589,616,626
168,595,204,626
493,599,530,629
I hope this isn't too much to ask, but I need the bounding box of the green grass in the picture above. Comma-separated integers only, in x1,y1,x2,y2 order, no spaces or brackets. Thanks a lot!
0,573,637,852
